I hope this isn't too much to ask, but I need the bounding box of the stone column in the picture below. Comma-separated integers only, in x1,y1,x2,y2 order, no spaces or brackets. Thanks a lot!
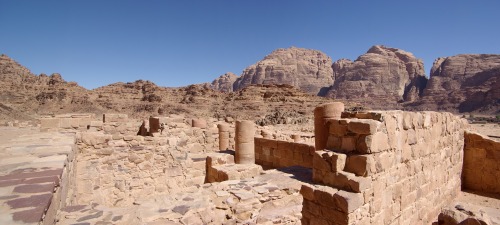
235,120,255,164
314,102,344,150
217,123,230,151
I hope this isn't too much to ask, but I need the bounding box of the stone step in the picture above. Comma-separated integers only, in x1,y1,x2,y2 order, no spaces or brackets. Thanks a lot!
208,163,263,183
312,150,372,193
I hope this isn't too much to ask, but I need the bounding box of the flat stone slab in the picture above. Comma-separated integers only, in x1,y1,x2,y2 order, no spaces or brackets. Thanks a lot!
0,127,75,225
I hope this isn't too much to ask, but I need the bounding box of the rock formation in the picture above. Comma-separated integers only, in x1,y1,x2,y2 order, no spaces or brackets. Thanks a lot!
233,47,334,95
414,54,500,113
210,72,238,92
323,45,427,108
2,47,499,123
0,54,97,119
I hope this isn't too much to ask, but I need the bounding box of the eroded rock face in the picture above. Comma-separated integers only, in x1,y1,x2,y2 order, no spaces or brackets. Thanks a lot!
323,45,427,108
210,72,238,92
233,47,334,95
416,54,500,113
0,55,94,119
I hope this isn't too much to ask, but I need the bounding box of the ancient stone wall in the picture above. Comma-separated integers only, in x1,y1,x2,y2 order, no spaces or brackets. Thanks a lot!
68,117,221,207
463,131,500,195
254,138,314,169
301,111,467,225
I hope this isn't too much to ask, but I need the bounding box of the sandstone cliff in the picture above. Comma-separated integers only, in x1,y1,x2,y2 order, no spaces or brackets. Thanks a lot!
210,72,238,92
323,45,427,108
233,47,334,95
413,54,500,113
0,55,97,119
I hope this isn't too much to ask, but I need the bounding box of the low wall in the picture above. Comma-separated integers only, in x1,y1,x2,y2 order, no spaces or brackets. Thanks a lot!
254,138,315,169
67,118,221,207
40,114,94,131
301,111,467,225
463,131,500,195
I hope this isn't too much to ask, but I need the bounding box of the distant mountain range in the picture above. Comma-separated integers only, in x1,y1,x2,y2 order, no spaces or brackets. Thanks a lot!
209,45,499,114
0,45,498,122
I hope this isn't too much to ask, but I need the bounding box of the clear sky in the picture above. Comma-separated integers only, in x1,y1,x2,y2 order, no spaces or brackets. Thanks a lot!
1,1,499,89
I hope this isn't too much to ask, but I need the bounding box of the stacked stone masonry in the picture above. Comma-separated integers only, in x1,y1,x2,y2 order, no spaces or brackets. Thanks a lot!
302,111,468,225
68,115,223,207
254,138,315,169
10,109,498,224
463,131,500,195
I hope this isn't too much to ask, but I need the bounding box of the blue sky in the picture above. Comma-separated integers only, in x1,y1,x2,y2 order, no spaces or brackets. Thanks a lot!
1,1,499,89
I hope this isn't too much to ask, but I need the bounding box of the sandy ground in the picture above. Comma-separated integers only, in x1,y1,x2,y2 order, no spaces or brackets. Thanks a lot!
468,123,500,141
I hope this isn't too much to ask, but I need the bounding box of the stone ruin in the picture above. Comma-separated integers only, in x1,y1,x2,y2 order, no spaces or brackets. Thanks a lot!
0,104,499,224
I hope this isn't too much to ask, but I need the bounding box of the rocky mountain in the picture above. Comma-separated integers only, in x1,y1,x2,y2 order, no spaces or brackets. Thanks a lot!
232,47,334,95
411,54,500,113
1,46,499,123
0,54,98,120
0,54,335,123
210,72,238,92
322,45,427,108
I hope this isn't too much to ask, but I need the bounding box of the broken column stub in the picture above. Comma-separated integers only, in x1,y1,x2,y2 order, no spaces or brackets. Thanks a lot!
149,117,160,134
217,123,230,151
314,102,345,150
235,120,255,164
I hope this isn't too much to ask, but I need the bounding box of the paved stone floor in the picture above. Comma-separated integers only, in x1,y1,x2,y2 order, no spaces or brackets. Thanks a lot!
1,127,499,225
0,127,74,224
56,167,312,224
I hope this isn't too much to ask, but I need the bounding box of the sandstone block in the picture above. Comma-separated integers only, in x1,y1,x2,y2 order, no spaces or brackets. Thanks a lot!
402,112,413,130
374,152,394,172
319,206,348,224
326,135,341,150
334,190,364,213
329,152,347,172
313,186,339,207
340,136,356,152
328,120,348,136
347,120,381,135
313,151,331,172
357,132,389,153
344,155,374,177
300,184,315,201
